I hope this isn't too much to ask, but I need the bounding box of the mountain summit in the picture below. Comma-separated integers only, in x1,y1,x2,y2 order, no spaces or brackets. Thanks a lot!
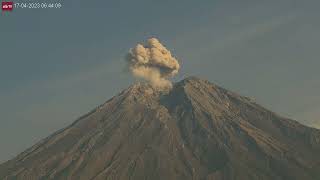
1,77,320,180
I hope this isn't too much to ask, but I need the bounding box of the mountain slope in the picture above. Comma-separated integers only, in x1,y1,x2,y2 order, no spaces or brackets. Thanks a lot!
1,77,320,180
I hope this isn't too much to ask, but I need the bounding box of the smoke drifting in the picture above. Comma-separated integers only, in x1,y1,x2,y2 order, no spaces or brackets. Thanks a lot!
126,38,180,90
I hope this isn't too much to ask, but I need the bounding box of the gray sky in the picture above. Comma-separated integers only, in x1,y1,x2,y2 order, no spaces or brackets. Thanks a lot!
0,0,319,163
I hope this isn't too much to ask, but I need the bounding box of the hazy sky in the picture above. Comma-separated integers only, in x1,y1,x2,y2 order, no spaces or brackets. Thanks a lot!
1,0,319,163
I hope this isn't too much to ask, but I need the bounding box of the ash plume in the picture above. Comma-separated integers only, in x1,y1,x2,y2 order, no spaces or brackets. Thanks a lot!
125,38,180,90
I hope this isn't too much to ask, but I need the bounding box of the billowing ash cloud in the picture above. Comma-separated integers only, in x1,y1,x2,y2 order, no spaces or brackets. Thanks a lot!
125,38,180,90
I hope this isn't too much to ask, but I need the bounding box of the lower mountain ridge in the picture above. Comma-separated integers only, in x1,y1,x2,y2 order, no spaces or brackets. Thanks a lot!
1,77,320,180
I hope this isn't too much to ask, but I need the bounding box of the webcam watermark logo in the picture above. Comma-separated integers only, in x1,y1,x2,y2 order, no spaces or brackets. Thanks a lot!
2,1,13,11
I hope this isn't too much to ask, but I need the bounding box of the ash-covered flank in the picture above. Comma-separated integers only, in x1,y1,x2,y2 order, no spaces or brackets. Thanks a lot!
1,77,320,180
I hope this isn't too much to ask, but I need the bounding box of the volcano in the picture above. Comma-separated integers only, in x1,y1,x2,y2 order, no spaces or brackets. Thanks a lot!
1,77,320,180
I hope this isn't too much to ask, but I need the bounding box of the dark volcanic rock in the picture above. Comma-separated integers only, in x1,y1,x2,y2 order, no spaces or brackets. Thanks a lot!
1,77,320,180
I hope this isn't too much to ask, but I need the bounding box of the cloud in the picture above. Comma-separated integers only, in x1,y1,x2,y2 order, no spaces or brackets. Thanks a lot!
125,38,180,90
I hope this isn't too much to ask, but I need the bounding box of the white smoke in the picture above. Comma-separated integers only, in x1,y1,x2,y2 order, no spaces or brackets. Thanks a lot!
125,38,180,90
